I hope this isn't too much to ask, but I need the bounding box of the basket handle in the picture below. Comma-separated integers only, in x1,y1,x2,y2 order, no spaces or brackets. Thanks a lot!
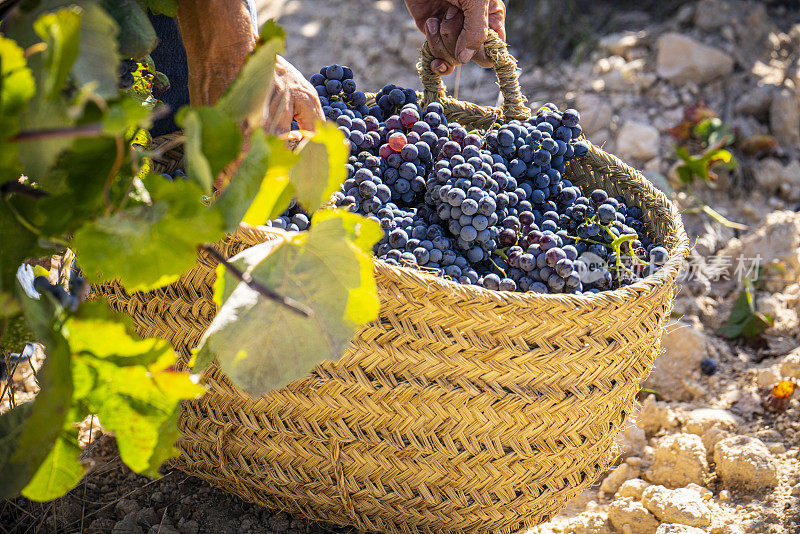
417,29,530,126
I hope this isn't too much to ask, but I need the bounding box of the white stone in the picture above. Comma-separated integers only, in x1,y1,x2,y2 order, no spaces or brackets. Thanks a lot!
693,0,734,31
730,388,764,418
560,510,613,534
755,159,800,202
641,485,712,528
781,347,800,379
770,88,800,148
591,128,613,151
700,425,731,455
682,408,740,436
656,524,707,534
598,31,643,58
735,85,775,118
607,498,660,534
616,478,651,500
576,94,613,136
601,462,641,495
616,419,648,458
684,483,712,501
756,368,779,388
656,32,734,85
768,442,787,454
647,433,709,488
714,211,800,289
714,435,778,491
637,395,679,435
615,121,660,161
644,323,716,401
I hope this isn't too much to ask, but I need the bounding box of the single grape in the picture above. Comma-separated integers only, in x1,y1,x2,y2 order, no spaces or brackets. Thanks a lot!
649,246,669,266
483,273,501,290
325,64,345,80
700,358,718,376
388,132,407,151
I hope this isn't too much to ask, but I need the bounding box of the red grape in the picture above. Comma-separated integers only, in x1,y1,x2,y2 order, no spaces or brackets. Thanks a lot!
399,108,419,128
378,143,394,159
388,132,407,151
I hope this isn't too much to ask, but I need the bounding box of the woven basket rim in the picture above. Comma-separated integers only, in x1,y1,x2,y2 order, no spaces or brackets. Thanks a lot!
233,143,690,310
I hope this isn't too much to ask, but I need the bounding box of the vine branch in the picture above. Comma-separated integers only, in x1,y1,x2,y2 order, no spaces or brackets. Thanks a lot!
10,123,104,142
198,244,313,317
0,181,49,199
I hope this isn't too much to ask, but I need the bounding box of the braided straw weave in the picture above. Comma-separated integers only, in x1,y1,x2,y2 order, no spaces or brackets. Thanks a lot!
92,36,690,534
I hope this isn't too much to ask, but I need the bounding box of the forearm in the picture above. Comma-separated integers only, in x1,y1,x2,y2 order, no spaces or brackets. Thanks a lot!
177,0,256,106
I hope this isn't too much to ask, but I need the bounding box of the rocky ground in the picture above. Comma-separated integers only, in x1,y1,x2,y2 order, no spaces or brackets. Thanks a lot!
3,0,800,533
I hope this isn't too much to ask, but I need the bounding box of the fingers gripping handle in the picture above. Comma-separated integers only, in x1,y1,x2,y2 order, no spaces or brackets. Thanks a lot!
417,29,529,124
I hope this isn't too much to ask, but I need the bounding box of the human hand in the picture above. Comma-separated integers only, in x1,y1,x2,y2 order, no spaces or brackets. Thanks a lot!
404,0,506,76
267,55,325,136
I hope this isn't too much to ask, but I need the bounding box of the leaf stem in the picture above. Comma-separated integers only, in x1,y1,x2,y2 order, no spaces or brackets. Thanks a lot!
3,197,41,235
102,135,125,215
198,244,313,317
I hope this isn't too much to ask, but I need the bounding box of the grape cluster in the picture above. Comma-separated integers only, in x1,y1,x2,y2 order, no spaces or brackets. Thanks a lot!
160,170,186,181
311,66,670,294
310,64,370,122
264,199,310,231
117,58,138,90
369,83,419,121
33,275,87,312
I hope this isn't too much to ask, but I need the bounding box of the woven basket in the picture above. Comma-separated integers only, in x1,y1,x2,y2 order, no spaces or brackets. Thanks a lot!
93,33,690,534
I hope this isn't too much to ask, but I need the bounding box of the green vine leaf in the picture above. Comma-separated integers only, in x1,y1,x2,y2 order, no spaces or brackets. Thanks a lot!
138,0,178,17
32,7,82,100
718,279,774,342
65,301,173,364
72,176,225,291
103,96,153,135
290,122,350,213
212,132,302,231
0,204,45,300
216,21,285,127
11,1,119,178
69,1,120,99
0,36,36,118
21,429,85,501
213,129,272,232
36,136,120,235
0,403,34,497
194,210,381,396
100,0,157,59
78,350,202,476
66,301,203,476
0,284,73,499
693,117,734,148
674,144,737,184
245,135,299,223
178,106,243,192
0,35,36,175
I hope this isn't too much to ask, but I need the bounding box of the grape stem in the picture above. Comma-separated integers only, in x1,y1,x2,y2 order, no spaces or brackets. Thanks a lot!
197,244,314,317
488,256,507,278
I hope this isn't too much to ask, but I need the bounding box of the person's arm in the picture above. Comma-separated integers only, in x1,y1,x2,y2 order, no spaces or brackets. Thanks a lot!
177,0,256,106
176,0,323,133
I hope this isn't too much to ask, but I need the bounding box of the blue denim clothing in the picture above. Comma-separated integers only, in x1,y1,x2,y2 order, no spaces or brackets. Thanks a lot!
148,1,258,136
